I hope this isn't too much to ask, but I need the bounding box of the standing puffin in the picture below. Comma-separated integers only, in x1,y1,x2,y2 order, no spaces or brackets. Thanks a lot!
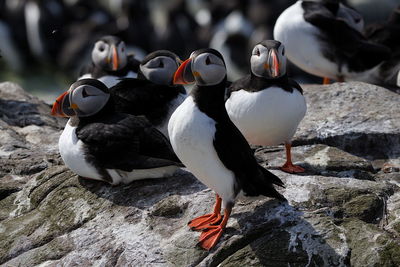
225,40,307,173
109,50,187,138
79,35,141,88
51,79,181,185
168,49,285,250
273,0,390,83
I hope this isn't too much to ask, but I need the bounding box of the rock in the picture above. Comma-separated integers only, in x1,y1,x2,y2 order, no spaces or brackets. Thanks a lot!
0,81,399,266
294,82,400,161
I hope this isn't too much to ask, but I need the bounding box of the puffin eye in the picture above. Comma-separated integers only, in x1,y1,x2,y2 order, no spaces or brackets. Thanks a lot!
99,45,105,52
82,87,89,98
205,56,211,65
121,47,125,52
282,48,285,56
256,49,260,56
158,59,164,68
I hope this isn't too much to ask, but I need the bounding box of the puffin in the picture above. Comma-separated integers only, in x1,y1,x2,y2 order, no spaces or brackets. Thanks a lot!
168,48,285,250
358,5,400,87
225,40,307,173
78,35,141,88
109,50,187,138
51,78,182,185
273,0,390,84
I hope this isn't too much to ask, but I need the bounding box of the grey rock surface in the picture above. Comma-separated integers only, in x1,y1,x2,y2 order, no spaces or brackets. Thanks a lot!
0,81,399,266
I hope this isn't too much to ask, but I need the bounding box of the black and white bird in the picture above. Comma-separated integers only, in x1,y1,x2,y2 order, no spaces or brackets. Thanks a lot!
110,50,187,138
51,78,182,185
361,5,400,87
168,48,285,250
79,35,141,87
273,0,390,83
225,40,307,173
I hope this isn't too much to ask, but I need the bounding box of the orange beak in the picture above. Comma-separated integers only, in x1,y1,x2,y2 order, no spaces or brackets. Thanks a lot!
112,45,119,71
51,91,69,117
173,58,192,85
271,49,280,77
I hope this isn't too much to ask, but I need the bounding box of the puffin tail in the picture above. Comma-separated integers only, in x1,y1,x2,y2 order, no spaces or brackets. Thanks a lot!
258,166,287,201
242,166,287,201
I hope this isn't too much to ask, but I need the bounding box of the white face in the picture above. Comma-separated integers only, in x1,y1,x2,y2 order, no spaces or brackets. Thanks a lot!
250,43,287,78
92,40,127,71
191,52,226,86
337,4,364,32
140,56,179,85
69,84,110,117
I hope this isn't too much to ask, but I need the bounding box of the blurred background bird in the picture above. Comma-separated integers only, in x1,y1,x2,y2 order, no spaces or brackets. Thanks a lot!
0,0,398,103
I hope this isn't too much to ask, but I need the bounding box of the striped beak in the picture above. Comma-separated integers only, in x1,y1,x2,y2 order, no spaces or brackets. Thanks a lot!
173,58,194,85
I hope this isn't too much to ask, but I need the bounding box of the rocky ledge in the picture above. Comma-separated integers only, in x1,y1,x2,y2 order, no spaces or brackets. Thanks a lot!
0,81,399,266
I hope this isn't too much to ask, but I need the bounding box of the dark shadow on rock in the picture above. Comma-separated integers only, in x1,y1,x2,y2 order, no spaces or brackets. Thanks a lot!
0,99,47,127
206,200,349,266
293,132,400,161
78,169,206,209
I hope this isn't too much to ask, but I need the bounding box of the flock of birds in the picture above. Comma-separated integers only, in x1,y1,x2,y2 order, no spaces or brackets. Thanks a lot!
50,0,400,251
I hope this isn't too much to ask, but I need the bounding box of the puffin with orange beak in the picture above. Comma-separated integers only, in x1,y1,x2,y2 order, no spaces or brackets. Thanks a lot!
79,35,140,88
52,78,182,185
225,40,307,173
168,48,285,250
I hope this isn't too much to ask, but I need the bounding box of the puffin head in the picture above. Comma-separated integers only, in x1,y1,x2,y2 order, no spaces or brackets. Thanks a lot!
173,48,226,86
92,35,127,71
250,40,287,79
51,79,110,118
139,50,182,85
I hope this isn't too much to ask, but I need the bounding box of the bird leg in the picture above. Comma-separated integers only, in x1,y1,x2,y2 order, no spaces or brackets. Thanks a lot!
323,77,330,84
280,143,305,173
188,194,222,231
197,205,232,250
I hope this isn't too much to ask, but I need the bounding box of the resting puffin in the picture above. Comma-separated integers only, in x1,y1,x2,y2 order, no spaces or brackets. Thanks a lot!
110,50,187,138
273,0,390,84
168,48,285,250
358,6,400,87
79,35,140,87
225,40,307,173
51,79,181,185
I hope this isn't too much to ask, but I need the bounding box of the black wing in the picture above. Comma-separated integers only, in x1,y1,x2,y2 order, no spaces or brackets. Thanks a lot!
76,114,181,171
365,6,400,51
288,78,303,94
110,78,185,125
213,117,285,200
226,75,251,98
227,74,302,96
303,1,391,72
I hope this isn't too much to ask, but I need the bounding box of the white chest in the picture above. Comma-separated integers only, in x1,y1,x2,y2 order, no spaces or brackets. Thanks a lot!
155,92,187,139
273,1,339,78
58,121,101,180
225,87,306,146
168,97,236,202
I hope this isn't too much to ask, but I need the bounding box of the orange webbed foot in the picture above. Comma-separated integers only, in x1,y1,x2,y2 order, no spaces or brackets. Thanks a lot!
280,162,305,173
197,225,224,250
188,213,222,231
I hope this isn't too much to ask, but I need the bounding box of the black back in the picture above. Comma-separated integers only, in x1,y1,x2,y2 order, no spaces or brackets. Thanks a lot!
302,0,391,72
74,98,181,183
191,77,285,200
227,73,303,97
365,6,400,52
109,78,186,126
